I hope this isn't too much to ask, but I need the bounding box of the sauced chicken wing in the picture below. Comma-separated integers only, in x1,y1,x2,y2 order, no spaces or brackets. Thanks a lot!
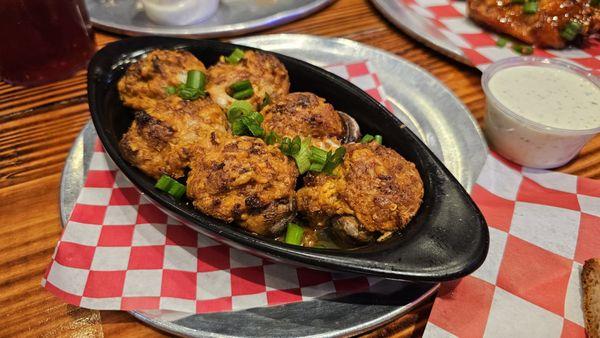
468,0,600,48
206,50,290,110
186,136,299,236
119,96,228,179
261,92,347,150
118,49,206,110
297,142,423,243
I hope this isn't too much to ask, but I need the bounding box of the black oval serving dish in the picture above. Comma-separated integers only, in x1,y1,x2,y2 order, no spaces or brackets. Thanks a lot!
87,36,489,282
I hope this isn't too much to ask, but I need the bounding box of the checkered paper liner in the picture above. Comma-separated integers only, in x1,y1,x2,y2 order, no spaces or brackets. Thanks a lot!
424,154,600,337
400,0,600,72
42,61,395,314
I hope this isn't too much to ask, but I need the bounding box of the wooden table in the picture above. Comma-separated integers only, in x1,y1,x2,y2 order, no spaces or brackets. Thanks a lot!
1,0,598,337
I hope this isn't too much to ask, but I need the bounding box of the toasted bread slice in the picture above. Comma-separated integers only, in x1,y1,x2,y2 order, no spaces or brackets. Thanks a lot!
583,258,600,338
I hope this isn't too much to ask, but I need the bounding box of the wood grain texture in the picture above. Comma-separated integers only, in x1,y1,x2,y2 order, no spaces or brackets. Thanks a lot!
0,0,598,337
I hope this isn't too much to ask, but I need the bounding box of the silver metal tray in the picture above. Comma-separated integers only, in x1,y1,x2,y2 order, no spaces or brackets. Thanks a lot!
60,34,486,337
371,0,471,65
85,0,334,38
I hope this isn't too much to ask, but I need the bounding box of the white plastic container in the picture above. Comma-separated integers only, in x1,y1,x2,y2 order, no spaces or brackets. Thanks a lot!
141,0,219,26
482,57,600,169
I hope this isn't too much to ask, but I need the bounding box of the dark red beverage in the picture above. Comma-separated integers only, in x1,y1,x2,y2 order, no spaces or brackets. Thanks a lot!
0,0,96,86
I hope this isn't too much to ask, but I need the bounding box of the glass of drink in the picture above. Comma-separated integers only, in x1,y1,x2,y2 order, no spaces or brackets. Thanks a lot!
0,0,96,86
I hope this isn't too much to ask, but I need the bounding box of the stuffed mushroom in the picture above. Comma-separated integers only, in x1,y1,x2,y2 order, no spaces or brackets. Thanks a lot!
296,142,424,244
186,135,299,236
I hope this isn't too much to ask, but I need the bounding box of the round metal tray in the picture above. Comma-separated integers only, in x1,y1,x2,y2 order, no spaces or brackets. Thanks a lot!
371,0,471,66
61,34,486,337
85,0,334,38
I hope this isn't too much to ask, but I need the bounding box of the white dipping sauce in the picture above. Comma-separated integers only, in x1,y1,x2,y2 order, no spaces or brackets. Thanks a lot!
489,66,600,130
483,62,600,169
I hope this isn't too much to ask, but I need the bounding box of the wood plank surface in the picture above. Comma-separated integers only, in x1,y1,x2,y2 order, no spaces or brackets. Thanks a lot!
0,0,598,337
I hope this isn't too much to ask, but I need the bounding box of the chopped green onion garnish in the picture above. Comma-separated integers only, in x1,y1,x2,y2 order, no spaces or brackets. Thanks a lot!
591,0,599,6
264,131,280,145
186,70,205,90
241,116,264,137
512,44,533,55
227,108,243,123
179,87,203,100
290,136,302,156
284,223,304,245
229,80,252,92
560,20,583,41
361,134,375,143
232,87,254,100
227,100,253,122
511,0,525,4
155,175,186,200
279,137,292,155
165,71,206,100
294,138,312,174
245,111,264,124
258,93,271,111
225,48,245,64
523,1,538,13
360,134,382,144
155,175,172,190
167,183,186,200
309,162,325,172
227,101,265,137
231,119,247,135
496,37,509,47
322,147,346,175
309,146,328,165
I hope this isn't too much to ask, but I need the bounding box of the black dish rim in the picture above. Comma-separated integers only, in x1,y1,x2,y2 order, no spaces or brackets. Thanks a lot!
87,36,489,282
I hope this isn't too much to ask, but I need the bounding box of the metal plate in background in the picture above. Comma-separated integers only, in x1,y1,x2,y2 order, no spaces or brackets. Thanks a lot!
86,0,334,38
60,34,486,337
371,0,471,66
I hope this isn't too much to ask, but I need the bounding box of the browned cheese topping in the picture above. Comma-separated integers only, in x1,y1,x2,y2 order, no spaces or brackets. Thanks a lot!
117,49,207,110
119,95,228,179
297,142,424,233
186,136,299,236
262,92,345,150
206,50,290,109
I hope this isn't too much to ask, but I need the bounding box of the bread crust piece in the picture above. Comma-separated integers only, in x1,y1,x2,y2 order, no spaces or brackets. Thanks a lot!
583,258,600,338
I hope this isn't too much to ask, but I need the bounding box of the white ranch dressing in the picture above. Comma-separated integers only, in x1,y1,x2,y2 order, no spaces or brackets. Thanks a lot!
488,66,600,130
482,60,600,169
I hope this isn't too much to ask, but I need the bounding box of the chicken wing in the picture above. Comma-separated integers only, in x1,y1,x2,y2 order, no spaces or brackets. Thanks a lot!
468,0,600,48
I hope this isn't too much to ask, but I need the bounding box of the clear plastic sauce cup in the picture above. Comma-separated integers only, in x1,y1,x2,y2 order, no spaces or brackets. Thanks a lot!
482,57,600,169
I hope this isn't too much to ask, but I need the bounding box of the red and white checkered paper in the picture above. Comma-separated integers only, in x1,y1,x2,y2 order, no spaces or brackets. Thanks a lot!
424,154,600,337
399,0,600,72
42,61,391,314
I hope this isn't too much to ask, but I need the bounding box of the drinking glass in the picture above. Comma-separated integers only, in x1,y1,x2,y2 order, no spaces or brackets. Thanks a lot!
0,0,96,86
